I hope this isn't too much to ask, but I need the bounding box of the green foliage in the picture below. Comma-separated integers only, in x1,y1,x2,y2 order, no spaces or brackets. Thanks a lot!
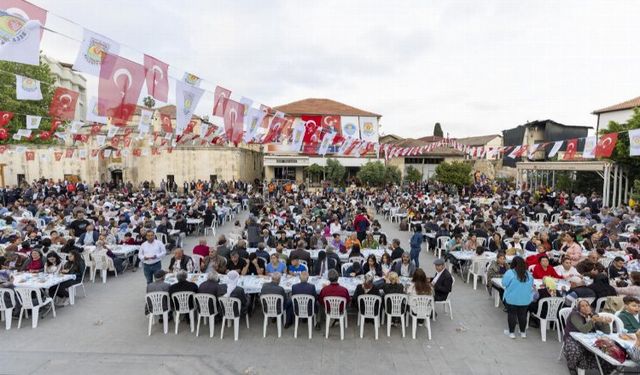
325,158,346,184
601,107,640,181
404,166,423,183
433,122,443,137
0,58,57,144
306,163,324,177
143,96,156,109
434,161,472,187
384,165,402,185
357,161,386,186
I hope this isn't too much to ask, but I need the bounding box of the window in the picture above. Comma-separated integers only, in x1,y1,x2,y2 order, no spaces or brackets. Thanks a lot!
16,174,25,186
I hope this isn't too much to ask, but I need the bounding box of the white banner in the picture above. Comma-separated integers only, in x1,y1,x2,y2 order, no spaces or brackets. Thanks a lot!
138,109,153,135
0,17,41,66
582,136,597,159
629,129,640,156
548,140,564,158
15,75,42,100
341,116,360,139
318,132,336,156
25,115,41,129
290,119,306,152
86,96,108,124
73,29,121,76
175,80,204,135
359,117,378,142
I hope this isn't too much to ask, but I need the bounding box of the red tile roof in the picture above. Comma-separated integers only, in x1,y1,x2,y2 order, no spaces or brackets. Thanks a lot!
273,98,381,117
593,96,640,114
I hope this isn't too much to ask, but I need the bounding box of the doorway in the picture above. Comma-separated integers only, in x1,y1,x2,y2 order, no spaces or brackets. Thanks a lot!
110,170,123,185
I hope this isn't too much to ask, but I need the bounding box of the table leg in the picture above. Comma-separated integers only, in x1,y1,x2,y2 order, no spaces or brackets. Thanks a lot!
594,354,604,375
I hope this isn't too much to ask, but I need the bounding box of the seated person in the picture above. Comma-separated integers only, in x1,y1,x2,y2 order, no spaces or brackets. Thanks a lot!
226,251,248,275
618,296,640,333
392,251,416,278
266,253,286,275
260,271,291,327
608,256,628,279
352,273,381,313
564,277,597,306
287,255,306,276
576,251,605,277
362,254,382,277
168,270,198,309
246,253,265,276
192,238,210,258
532,255,561,279
554,255,581,279
21,249,44,273
344,261,363,277
168,248,195,273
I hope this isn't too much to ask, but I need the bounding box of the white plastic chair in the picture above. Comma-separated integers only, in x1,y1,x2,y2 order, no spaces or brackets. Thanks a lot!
0,288,16,330
292,294,316,339
598,312,625,333
68,265,87,305
348,256,365,265
357,294,382,340
194,293,218,338
467,258,491,290
434,277,454,321
384,294,407,337
219,296,248,340
557,307,572,360
191,255,204,274
260,294,284,338
155,232,168,245
91,252,117,283
598,257,614,270
409,295,433,340
324,296,348,340
526,297,564,342
15,287,55,329
204,221,216,237
536,213,547,223
172,291,195,334
436,236,450,258
476,237,486,247
341,262,353,277
570,297,595,309
595,297,608,314
146,291,170,335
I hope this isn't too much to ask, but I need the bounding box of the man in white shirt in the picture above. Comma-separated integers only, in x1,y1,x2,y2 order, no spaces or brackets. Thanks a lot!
138,230,166,284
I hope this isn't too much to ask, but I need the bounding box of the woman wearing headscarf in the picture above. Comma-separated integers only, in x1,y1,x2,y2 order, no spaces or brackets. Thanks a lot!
563,299,615,375
223,270,248,317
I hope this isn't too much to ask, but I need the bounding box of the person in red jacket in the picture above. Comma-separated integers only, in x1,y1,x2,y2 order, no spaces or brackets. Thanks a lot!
319,269,350,316
353,210,370,242
526,244,549,268
532,255,561,279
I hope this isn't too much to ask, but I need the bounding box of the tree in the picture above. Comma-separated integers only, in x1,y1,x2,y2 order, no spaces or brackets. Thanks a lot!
325,158,345,184
305,163,324,183
0,58,56,144
405,166,423,183
601,107,640,182
434,161,472,187
357,161,386,186
143,96,156,109
384,165,402,185
433,122,443,138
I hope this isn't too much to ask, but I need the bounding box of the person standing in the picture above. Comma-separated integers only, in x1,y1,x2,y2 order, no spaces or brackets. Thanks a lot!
138,231,166,284
409,225,423,267
353,209,370,243
502,256,534,339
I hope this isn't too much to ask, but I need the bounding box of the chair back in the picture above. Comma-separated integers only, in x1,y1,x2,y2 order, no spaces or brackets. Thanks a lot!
15,287,44,309
146,292,170,315
155,233,167,244
171,291,194,313
0,288,15,310
292,294,315,318
324,296,347,318
536,213,547,223
598,312,625,333
384,293,408,316
471,258,490,274
260,294,284,317
358,294,382,318
558,307,572,337
476,237,486,247
436,236,450,250
219,296,241,318
537,297,564,321
341,263,353,277
349,256,364,265
92,251,109,270
192,255,204,273
409,295,433,319
194,293,217,317
598,257,613,269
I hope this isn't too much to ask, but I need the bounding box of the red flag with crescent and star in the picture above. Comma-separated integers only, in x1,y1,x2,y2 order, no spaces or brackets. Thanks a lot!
563,139,578,160
49,87,79,121
212,86,231,117
143,54,169,102
160,113,173,133
595,133,618,158
223,98,245,145
98,53,145,124
0,111,13,127
301,115,323,144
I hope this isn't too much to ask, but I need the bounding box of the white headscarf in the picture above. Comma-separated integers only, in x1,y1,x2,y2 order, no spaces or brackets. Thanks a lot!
225,270,239,297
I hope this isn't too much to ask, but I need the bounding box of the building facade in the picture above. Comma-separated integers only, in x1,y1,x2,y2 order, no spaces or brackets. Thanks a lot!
593,96,639,132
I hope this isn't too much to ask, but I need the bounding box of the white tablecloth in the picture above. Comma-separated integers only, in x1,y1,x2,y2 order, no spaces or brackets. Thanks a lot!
12,272,75,289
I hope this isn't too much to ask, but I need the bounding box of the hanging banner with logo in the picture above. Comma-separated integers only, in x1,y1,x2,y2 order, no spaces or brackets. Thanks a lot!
0,12,41,65
86,96,108,124
73,29,121,76
359,117,378,142
15,74,42,100
341,116,360,139
582,136,597,159
25,115,40,129
175,80,204,135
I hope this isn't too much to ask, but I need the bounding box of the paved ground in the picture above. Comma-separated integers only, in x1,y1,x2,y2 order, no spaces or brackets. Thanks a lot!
1,209,571,375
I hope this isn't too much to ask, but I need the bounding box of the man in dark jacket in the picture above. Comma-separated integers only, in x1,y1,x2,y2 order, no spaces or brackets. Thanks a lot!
291,271,318,325
168,271,198,309
432,259,453,302
260,272,292,327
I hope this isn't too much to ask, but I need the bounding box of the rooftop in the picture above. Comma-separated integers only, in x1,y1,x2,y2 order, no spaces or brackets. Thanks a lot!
510,119,591,130
273,98,381,117
456,134,501,146
593,96,640,114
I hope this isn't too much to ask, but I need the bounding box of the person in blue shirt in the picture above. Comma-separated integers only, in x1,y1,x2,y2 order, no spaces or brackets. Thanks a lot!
266,253,286,275
502,256,534,339
409,225,423,267
287,255,306,276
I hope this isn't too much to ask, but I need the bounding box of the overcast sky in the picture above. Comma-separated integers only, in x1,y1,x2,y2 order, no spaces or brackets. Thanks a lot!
34,0,640,138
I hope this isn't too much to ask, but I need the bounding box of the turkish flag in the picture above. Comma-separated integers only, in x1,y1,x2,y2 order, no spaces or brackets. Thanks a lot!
143,55,169,102
563,139,578,160
25,150,34,161
133,148,141,157
91,124,101,135
323,115,342,136
160,113,173,133
98,53,145,124
152,147,160,155
595,133,618,158
73,134,88,143
0,145,7,154
332,133,345,146
123,136,131,147
50,118,62,132
223,98,245,145
212,86,232,117
301,115,322,144
90,149,99,158
262,117,287,143
49,87,79,121
65,149,74,158
0,111,13,127
54,151,63,161
185,120,197,134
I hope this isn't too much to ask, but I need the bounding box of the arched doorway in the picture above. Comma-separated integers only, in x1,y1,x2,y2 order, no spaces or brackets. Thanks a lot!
110,169,123,185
